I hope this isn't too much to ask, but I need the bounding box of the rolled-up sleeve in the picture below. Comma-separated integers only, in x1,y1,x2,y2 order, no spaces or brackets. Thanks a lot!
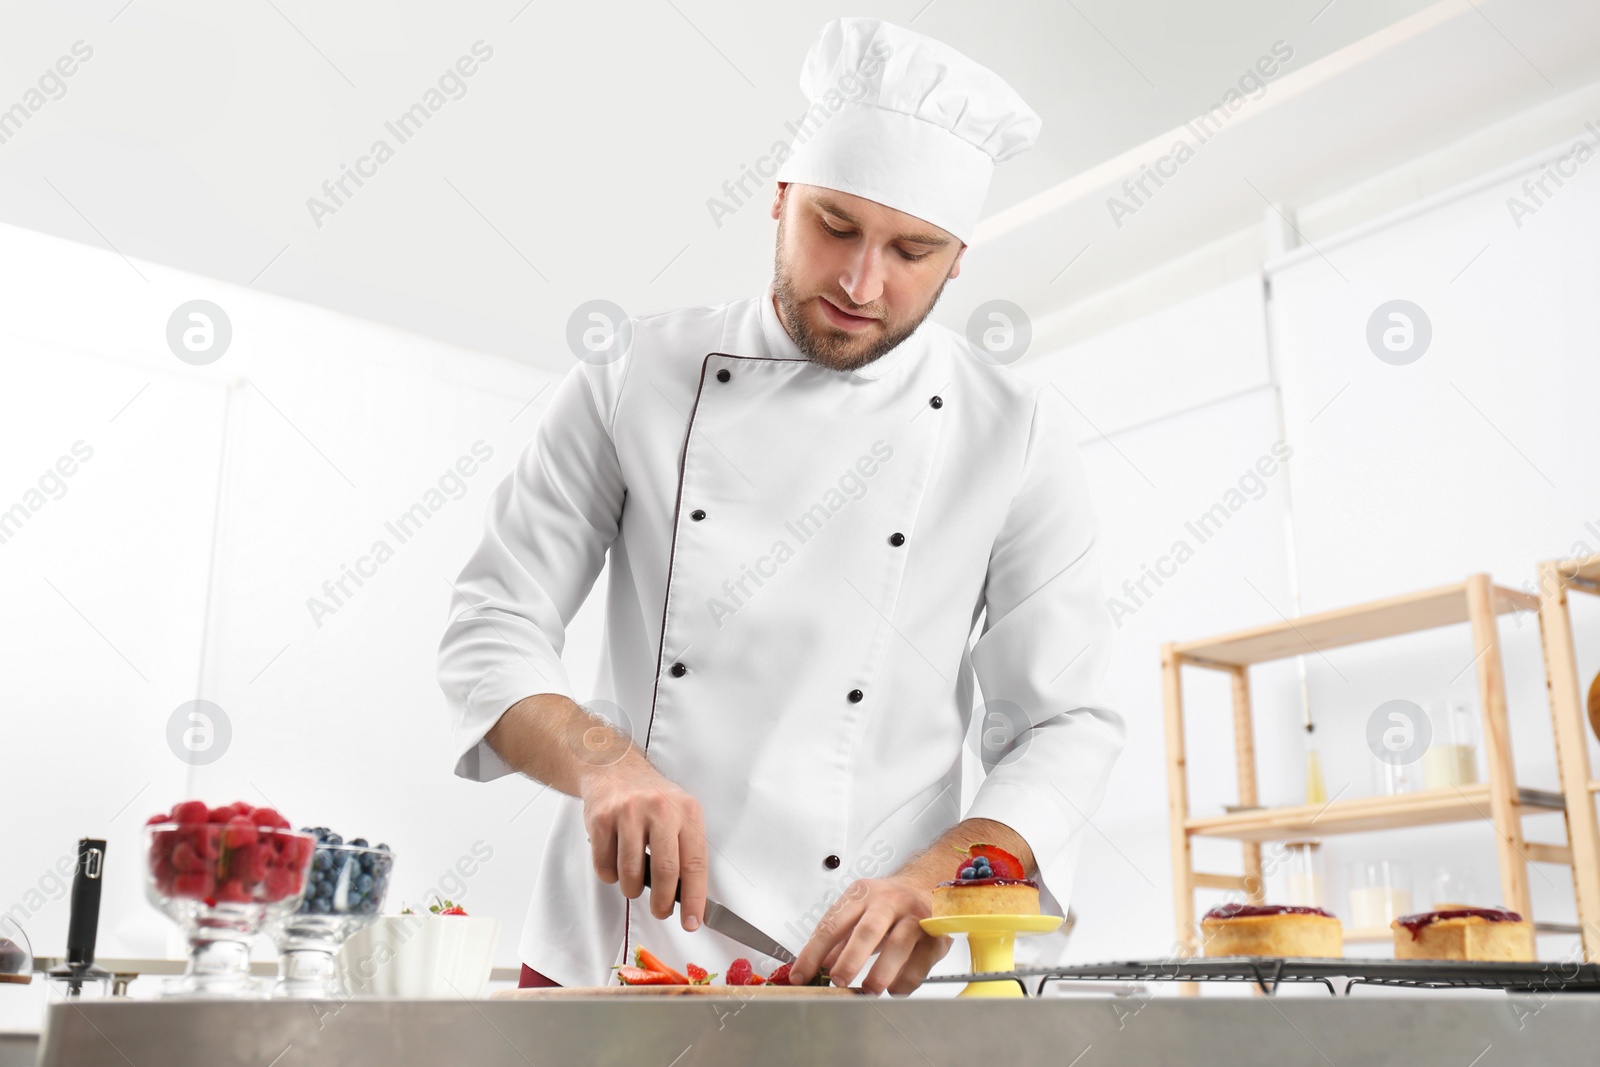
437,350,630,782
963,383,1126,909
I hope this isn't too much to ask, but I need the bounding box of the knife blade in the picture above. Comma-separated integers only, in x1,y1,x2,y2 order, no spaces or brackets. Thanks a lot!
641,853,796,965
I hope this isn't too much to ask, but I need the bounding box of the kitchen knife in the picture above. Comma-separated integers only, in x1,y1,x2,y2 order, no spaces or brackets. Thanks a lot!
641,853,796,965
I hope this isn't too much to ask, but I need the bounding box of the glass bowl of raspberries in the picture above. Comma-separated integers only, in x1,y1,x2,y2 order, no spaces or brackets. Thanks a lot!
268,828,395,998
144,801,314,997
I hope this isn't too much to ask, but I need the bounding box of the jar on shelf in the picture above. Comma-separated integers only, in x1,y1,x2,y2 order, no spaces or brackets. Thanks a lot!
1429,865,1483,910
1281,840,1325,908
1423,697,1479,789
1347,859,1413,930
1373,756,1421,796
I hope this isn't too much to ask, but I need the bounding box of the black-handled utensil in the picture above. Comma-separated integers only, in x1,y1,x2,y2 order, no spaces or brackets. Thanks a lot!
48,838,111,997
640,852,681,903
66,839,106,970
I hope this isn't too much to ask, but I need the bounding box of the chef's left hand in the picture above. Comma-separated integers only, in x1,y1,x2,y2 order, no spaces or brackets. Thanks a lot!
788,874,951,995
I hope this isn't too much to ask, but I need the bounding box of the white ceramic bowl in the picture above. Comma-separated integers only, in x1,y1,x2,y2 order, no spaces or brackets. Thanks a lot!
338,914,501,997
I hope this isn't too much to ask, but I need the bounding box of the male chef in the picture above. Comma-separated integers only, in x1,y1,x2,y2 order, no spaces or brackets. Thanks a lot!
437,16,1124,994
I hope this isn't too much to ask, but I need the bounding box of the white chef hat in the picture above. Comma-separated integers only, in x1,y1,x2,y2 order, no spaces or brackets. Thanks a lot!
773,17,1041,245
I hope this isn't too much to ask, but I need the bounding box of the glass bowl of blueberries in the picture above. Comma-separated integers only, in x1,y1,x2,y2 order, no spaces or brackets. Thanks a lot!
269,828,394,998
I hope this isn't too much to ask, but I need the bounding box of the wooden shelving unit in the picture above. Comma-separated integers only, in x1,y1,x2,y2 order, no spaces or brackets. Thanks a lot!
1163,573,1593,978
1536,550,1600,961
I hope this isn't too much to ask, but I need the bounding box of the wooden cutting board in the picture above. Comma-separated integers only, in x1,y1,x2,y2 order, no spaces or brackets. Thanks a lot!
492,984,858,999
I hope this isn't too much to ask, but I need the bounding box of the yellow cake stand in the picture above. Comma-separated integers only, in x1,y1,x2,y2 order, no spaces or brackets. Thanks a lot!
920,914,1063,997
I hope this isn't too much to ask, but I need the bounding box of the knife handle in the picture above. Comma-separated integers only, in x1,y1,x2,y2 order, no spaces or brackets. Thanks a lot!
639,852,681,904
66,839,106,968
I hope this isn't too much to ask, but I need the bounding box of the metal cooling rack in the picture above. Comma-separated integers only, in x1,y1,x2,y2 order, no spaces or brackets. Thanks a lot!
921,957,1600,997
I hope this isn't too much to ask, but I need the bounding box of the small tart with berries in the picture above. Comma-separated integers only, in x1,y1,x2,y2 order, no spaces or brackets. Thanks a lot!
930,844,1039,918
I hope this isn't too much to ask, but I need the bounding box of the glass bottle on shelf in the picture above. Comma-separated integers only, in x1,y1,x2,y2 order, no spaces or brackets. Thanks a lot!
1347,859,1413,930
1430,865,1482,910
1283,841,1325,908
1423,697,1479,789
1304,723,1327,806
1373,754,1420,796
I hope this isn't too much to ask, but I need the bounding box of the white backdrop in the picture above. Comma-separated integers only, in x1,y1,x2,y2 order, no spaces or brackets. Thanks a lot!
1265,140,1600,950
5,119,1600,1028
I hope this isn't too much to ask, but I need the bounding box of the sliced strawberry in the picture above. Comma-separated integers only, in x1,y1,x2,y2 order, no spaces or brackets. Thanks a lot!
960,843,1027,880
686,963,713,985
616,965,677,985
437,905,467,916
634,947,689,984
748,974,766,986
766,962,792,986
725,958,754,986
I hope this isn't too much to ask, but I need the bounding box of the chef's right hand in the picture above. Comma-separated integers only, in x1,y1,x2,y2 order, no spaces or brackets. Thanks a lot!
579,753,708,932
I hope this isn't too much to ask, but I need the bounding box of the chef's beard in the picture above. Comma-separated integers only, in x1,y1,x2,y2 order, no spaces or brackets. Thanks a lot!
772,212,950,374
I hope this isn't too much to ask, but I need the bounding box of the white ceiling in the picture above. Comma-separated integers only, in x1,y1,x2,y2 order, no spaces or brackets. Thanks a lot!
969,0,1600,352
0,0,1537,372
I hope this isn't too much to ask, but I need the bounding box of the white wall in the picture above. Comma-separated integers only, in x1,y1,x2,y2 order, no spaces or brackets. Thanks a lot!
1265,133,1600,952
1008,129,1600,975
0,221,610,1028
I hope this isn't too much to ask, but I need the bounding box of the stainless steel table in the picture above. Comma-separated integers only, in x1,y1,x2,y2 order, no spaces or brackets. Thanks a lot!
38,994,1600,1066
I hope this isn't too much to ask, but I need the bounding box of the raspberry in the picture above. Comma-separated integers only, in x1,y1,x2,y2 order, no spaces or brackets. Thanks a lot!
216,878,252,903
171,840,204,873
249,807,291,830
726,958,754,986
263,867,295,901
173,871,213,900
171,800,209,825
766,963,792,985
223,817,259,849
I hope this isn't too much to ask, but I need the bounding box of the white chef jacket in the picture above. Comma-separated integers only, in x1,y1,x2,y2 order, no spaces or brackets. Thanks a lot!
437,280,1124,986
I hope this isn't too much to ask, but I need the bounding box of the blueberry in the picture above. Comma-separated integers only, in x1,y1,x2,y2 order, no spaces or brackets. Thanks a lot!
357,873,374,893
314,851,333,872
350,837,368,848
960,867,978,879
325,833,343,847
376,843,390,852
